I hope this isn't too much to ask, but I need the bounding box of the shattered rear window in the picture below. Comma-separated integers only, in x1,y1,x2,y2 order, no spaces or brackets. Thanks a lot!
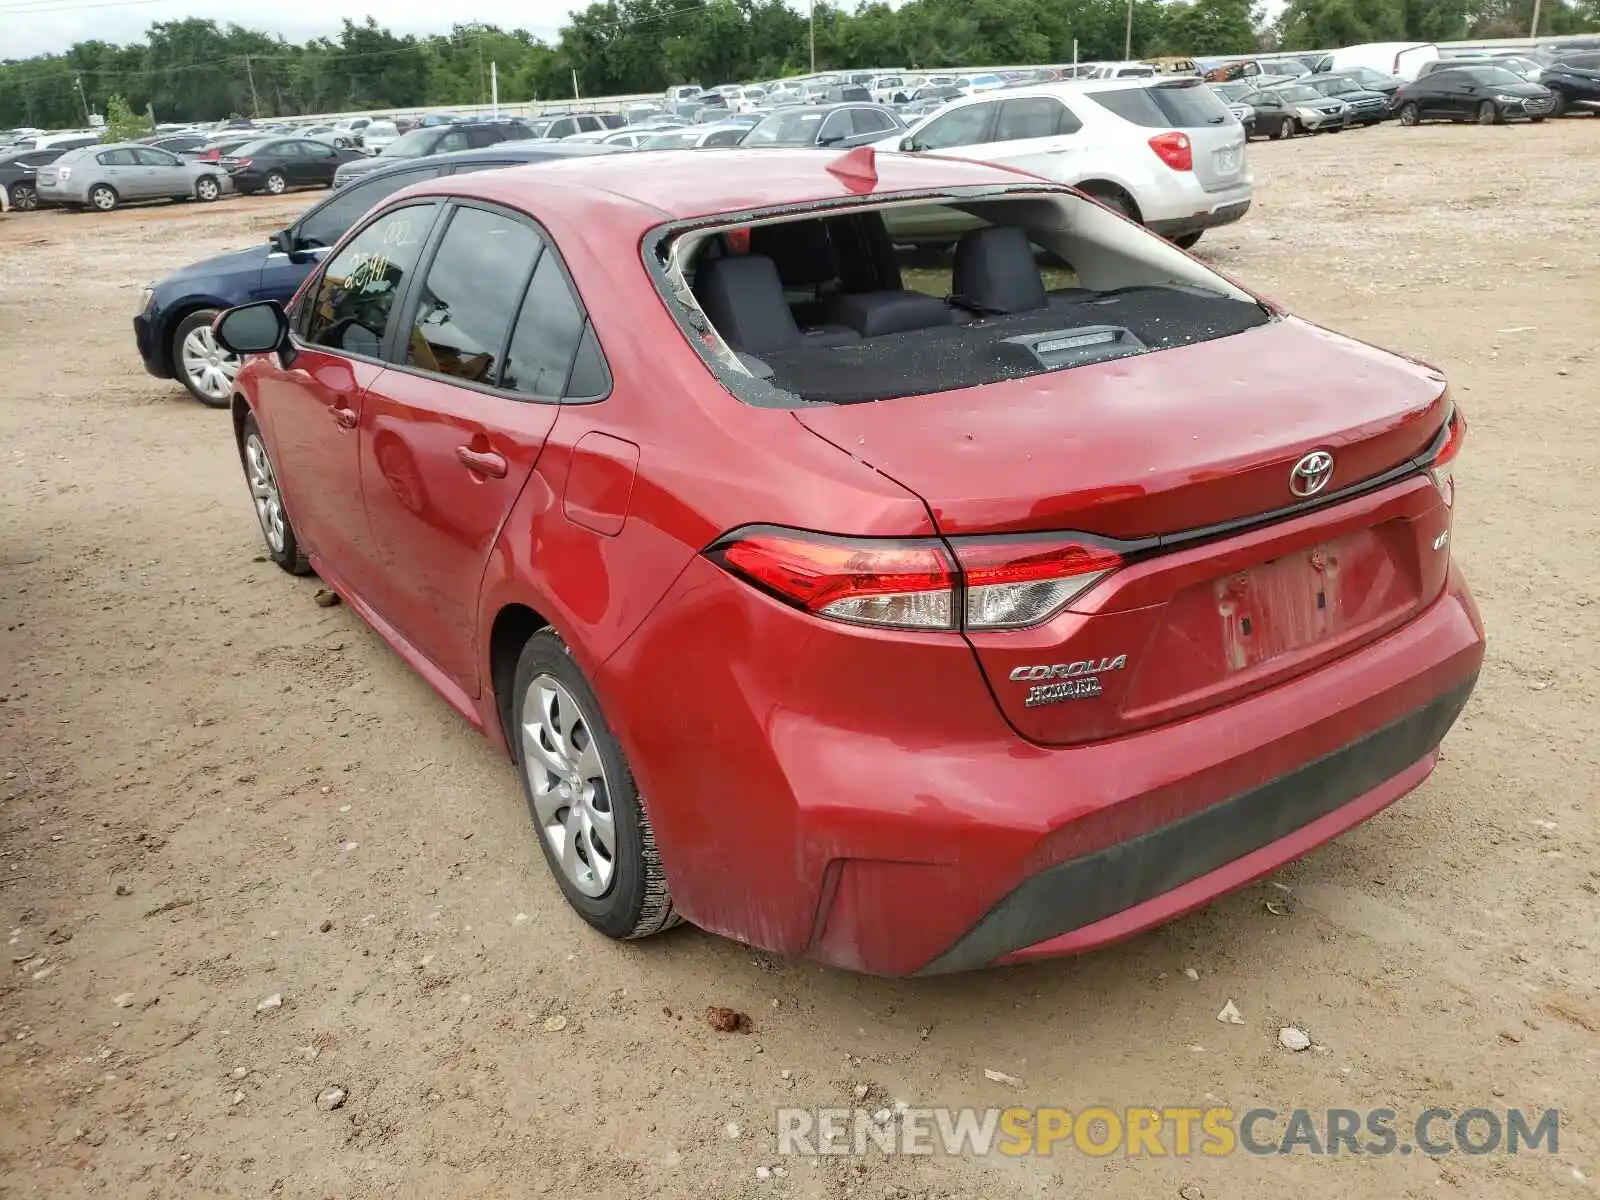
651,189,1271,408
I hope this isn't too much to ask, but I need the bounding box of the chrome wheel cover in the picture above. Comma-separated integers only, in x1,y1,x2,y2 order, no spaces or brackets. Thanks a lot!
180,323,239,401
520,674,616,898
244,432,287,554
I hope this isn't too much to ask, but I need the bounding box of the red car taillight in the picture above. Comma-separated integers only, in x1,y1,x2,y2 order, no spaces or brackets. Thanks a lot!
1148,131,1192,171
1427,406,1467,508
711,529,956,629
231,157,252,168
709,527,1124,631
952,538,1124,629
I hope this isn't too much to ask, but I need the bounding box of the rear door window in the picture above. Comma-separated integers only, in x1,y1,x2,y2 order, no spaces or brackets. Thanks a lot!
301,204,436,357
993,97,1077,140
403,206,542,385
503,251,588,399
97,149,138,167
850,107,898,135
1090,84,1232,127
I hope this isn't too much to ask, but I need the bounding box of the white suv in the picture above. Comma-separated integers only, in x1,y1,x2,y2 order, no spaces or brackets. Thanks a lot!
871,77,1252,249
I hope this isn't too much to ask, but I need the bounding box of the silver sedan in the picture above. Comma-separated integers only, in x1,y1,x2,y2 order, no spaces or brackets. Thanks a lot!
34,142,232,211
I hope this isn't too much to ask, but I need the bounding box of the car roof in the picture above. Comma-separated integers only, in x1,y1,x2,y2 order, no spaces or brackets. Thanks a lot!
397,146,1049,224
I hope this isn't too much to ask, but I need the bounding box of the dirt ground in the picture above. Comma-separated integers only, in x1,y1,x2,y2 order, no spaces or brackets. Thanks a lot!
1,121,1597,1200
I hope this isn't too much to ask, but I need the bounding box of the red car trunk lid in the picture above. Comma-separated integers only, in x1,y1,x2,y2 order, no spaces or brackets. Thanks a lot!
795,317,1454,744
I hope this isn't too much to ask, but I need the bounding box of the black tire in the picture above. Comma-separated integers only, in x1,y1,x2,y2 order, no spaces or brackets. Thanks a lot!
1172,231,1203,250
238,412,311,574
1082,186,1138,223
1478,100,1499,126
88,183,118,212
1529,115,1545,123
1267,116,1290,140
1551,92,1569,117
7,181,37,211
1399,102,1420,126
510,629,679,940
195,174,221,202
264,170,287,196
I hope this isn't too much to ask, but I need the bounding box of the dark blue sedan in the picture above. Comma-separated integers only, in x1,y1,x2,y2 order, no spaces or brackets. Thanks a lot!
134,141,619,406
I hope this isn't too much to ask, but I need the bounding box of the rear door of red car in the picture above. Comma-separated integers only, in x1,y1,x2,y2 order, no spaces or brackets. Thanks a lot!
354,200,589,695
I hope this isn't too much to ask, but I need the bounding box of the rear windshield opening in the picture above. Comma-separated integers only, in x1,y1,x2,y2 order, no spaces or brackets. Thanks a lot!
657,190,1271,407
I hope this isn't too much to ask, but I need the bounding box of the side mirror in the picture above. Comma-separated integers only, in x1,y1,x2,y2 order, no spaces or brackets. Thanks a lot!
268,228,293,255
213,301,289,360
899,135,919,152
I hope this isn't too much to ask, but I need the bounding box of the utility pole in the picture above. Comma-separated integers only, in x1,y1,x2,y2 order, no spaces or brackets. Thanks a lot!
1123,0,1134,61
809,0,816,73
1529,0,1541,37
490,61,499,117
73,75,91,126
243,54,260,117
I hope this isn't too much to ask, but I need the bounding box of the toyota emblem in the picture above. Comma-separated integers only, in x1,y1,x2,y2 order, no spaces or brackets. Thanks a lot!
1289,450,1335,498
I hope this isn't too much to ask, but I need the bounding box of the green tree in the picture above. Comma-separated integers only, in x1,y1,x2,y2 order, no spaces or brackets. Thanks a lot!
101,92,151,139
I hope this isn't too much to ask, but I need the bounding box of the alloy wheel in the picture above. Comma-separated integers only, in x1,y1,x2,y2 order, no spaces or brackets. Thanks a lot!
9,182,37,211
520,674,616,898
1399,102,1419,126
1478,101,1498,125
196,176,220,201
243,432,287,554
265,172,286,195
1280,117,1293,139
180,324,238,403
90,185,116,211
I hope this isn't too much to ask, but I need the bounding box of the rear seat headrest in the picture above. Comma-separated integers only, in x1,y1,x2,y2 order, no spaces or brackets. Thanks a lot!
749,221,839,288
695,254,802,355
952,226,1048,316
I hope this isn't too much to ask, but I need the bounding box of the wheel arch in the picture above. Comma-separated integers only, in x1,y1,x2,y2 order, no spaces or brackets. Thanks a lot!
159,298,234,374
487,601,555,757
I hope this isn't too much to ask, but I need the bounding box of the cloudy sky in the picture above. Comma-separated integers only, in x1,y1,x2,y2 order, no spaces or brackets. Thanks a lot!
10,0,572,58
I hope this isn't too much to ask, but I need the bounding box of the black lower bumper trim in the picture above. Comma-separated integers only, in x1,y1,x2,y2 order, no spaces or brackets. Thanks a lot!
1149,198,1252,237
918,675,1477,974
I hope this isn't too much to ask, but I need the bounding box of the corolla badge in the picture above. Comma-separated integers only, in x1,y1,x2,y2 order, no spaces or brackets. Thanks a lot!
1010,656,1128,708
1289,450,1335,498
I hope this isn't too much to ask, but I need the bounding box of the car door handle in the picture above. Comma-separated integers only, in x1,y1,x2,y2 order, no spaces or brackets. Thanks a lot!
456,446,507,477
331,405,358,429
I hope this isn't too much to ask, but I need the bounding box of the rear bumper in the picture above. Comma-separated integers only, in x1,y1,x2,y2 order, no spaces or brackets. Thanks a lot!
927,674,1471,971
601,556,1485,976
1147,195,1252,237
35,181,85,205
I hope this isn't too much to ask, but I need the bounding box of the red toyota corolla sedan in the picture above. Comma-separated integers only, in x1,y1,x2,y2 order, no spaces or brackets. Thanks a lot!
214,147,1485,975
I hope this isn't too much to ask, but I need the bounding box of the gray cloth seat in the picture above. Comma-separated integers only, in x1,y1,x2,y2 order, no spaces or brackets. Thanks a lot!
695,254,858,355
952,226,1093,316
830,290,970,338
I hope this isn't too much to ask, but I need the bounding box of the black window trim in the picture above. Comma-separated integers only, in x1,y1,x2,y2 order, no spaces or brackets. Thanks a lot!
373,195,613,406
288,198,445,364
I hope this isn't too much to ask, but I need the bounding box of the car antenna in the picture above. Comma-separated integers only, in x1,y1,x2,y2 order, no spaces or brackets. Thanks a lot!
827,145,877,192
